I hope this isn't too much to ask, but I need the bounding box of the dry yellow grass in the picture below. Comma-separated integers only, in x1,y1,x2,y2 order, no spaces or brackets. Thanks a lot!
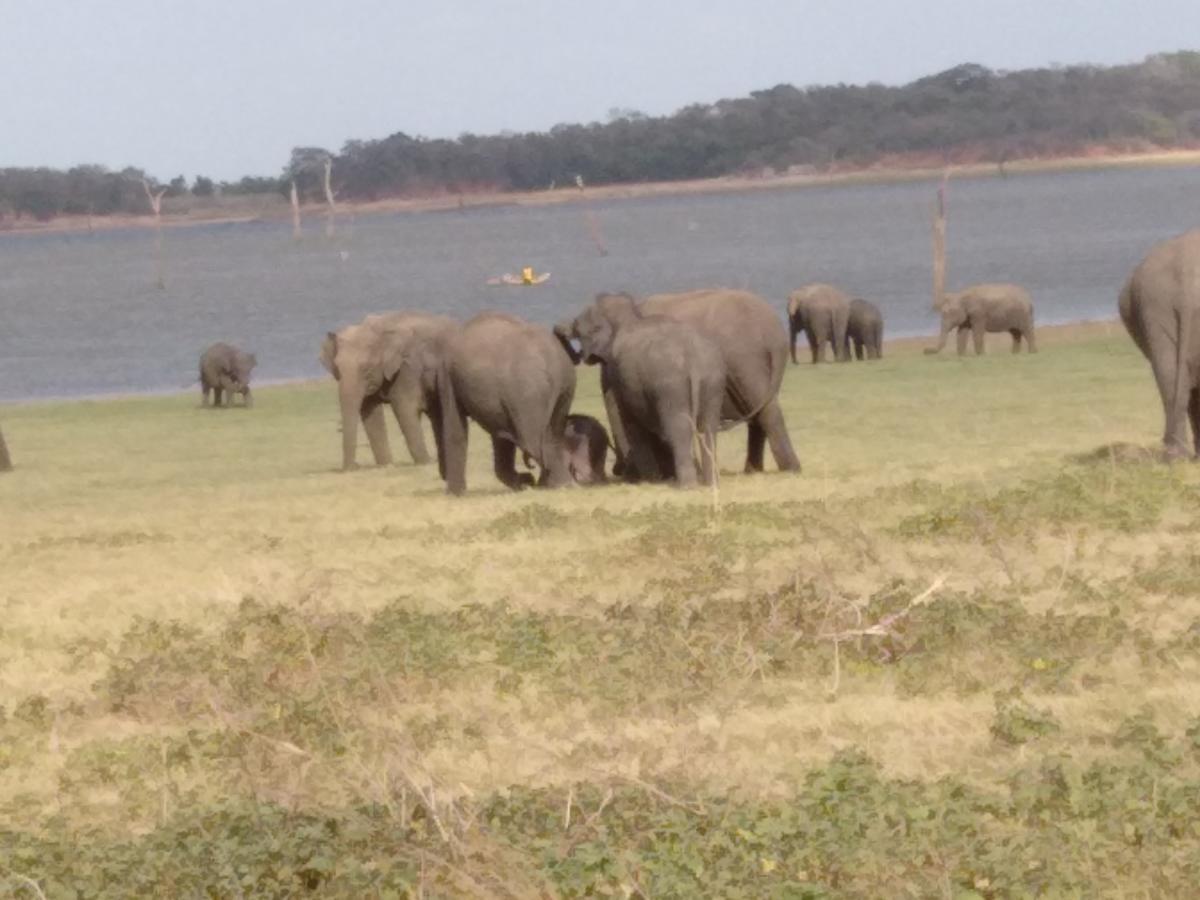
2,322,1199,895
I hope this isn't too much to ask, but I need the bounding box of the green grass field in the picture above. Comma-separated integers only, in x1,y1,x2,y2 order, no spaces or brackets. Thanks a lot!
2,323,1199,898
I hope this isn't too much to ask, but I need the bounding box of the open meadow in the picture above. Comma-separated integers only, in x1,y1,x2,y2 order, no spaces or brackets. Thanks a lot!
2,322,1200,897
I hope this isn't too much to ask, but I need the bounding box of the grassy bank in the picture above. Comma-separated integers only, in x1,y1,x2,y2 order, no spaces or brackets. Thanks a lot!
2,324,1199,897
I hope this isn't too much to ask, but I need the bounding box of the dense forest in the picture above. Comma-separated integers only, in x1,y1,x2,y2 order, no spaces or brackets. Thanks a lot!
3,52,1199,222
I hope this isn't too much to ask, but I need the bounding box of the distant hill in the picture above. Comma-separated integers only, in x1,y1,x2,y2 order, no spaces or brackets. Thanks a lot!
3,52,1200,223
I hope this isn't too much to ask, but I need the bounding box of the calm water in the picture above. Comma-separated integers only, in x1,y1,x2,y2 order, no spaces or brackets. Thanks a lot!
2,166,1199,401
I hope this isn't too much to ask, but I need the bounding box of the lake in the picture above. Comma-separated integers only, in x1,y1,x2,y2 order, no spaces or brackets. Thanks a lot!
2,165,1199,401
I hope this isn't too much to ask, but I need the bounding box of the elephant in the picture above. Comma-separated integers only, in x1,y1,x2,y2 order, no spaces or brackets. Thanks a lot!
438,312,575,495
556,289,801,476
199,342,256,407
1118,229,1200,459
522,413,614,485
925,284,1037,355
320,312,456,471
569,297,724,487
845,298,884,360
787,284,852,364
0,423,11,472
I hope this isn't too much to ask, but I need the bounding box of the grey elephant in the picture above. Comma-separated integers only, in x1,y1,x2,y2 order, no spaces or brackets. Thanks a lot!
925,284,1036,355
845,298,884,360
1118,229,1200,458
0,423,11,472
787,284,851,364
523,413,613,484
320,312,456,471
199,342,256,407
569,297,724,487
556,289,800,477
438,312,575,495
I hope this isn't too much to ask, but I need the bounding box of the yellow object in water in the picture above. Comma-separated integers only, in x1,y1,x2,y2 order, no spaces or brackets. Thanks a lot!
521,266,535,285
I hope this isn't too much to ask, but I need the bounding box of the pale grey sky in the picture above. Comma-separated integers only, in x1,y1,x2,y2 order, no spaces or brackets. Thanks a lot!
2,0,1197,181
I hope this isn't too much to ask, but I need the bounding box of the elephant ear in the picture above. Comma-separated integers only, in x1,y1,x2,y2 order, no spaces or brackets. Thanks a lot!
787,292,802,318
553,320,583,364
319,332,340,380
380,341,407,382
578,316,615,364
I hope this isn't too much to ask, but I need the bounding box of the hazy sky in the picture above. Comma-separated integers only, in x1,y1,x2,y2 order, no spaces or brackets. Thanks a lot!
2,0,1198,181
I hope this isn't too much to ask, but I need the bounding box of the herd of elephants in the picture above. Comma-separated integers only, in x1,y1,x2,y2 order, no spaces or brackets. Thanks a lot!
0,227,1197,489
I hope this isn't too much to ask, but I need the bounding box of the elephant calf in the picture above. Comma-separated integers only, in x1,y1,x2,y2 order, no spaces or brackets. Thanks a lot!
846,298,884,360
926,284,1036,355
200,342,256,407
788,284,852,364
522,413,613,484
569,300,725,487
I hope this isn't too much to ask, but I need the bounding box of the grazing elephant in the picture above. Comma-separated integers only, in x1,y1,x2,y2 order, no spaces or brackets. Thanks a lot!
556,289,800,476
320,312,456,471
787,284,851,364
200,342,257,407
846,298,884,360
1118,229,1200,458
438,312,575,495
925,284,1036,355
0,423,11,472
570,299,724,487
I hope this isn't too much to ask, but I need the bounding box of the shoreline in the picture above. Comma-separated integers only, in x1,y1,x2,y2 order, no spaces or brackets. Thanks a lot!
0,319,1122,407
3,148,1200,238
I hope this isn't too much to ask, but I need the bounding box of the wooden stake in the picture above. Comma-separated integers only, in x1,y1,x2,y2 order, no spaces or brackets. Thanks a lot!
931,169,949,310
323,157,337,239
290,179,302,240
142,178,167,289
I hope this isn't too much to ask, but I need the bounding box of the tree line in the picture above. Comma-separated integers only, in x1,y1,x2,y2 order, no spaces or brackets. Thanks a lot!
3,52,1199,222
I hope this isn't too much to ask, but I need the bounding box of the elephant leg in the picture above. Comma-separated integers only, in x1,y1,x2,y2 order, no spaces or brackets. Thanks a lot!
833,319,850,362
955,327,969,356
242,389,253,408
538,393,574,489
1189,388,1200,457
1009,329,1022,353
201,382,211,407
1025,325,1037,353
663,412,698,488
389,382,431,465
745,419,766,473
426,398,446,480
807,331,820,365
757,398,802,473
972,321,986,355
1144,324,1191,457
214,386,224,407
492,436,532,490
853,337,865,361
361,398,393,466
601,365,634,477
620,408,665,483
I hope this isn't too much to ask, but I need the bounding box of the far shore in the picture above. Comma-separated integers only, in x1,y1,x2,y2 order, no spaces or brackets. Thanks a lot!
0,319,1123,407
4,147,1200,239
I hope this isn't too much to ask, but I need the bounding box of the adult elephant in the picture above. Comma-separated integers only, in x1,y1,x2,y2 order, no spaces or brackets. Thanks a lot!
846,298,884,360
320,311,456,471
1118,229,1200,459
568,297,725,487
0,423,11,472
556,289,801,476
787,284,851,364
199,342,257,407
438,312,575,495
925,284,1036,355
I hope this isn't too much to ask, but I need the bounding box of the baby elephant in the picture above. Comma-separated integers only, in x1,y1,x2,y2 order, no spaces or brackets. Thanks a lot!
522,414,613,485
845,298,884,360
200,342,257,407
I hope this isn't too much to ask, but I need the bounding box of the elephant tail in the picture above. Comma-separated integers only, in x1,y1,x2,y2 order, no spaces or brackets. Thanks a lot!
716,348,774,433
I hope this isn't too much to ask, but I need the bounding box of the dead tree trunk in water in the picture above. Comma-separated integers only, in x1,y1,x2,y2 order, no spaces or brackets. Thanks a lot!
931,170,949,310
322,158,337,239
576,175,609,257
142,178,167,289
0,424,12,472
290,180,302,240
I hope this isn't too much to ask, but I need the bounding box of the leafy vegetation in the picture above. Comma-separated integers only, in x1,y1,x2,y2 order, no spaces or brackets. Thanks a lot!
4,52,1200,223
2,329,1199,895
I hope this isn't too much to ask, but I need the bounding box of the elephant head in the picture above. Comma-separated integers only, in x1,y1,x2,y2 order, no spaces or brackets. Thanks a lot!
786,292,804,363
555,293,641,365
925,293,968,354
320,322,408,469
229,351,257,393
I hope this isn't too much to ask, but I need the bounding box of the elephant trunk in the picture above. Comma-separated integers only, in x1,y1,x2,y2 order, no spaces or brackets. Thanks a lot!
436,362,469,495
337,378,361,470
926,317,951,355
